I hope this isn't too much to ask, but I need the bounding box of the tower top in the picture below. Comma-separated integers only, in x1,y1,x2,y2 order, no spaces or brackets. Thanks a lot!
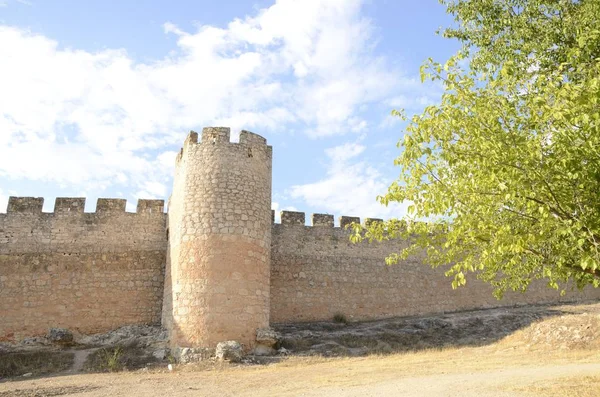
176,127,271,163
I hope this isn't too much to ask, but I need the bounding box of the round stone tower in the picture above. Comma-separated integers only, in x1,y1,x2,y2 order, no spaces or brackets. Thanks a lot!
163,127,272,351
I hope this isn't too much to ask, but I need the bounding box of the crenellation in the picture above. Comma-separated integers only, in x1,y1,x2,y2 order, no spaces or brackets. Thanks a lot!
3,126,600,349
96,198,127,214
0,193,167,340
7,197,44,214
54,198,86,214
281,211,305,225
185,130,199,146
340,216,360,228
239,130,267,146
137,199,165,214
201,126,231,144
365,218,384,227
312,213,334,227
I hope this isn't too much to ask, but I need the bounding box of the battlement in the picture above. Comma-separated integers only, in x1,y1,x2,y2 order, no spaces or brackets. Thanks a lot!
1,197,166,216
55,198,86,214
97,198,127,213
137,199,165,214
239,130,267,146
274,211,385,228
175,127,272,163
200,126,230,144
7,197,43,214
4,126,600,348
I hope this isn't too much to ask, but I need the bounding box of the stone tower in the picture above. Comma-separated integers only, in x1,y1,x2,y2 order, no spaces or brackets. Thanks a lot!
163,127,272,351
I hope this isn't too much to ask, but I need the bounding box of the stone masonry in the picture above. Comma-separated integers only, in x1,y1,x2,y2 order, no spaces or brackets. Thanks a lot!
1,127,599,350
163,128,272,350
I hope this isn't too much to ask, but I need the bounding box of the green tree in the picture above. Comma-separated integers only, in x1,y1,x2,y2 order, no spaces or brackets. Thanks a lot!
352,0,600,297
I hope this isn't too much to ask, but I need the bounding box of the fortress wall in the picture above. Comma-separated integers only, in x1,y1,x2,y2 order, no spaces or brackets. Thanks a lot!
0,197,167,341
270,212,600,323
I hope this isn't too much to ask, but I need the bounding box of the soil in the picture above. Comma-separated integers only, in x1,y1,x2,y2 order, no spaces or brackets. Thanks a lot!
0,356,598,396
1,301,600,396
274,300,600,355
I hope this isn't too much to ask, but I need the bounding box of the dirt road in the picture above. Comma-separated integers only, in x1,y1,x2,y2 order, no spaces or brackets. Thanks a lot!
1,352,599,397
302,363,600,397
4,302,600,396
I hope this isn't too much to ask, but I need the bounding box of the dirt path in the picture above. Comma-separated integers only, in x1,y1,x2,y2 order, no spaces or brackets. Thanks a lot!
58,349,98,375
302,362,600,397
1,357,599,397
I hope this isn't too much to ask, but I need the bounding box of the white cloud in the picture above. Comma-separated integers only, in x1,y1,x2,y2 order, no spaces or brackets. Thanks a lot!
0,189,7,213
0,0,429,198
288,141,409,219
0,0,31,6
135,181,168,199
388,94,437,109
271,201,299,223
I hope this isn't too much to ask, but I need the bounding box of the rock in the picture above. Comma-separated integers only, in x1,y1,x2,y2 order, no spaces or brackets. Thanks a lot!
47,328,73,345
374,340,393,354
22,373,32,377
256,328,279,347
21,337,47,346
347,347,369,357
176,347,213,363
277,347,290,356
253,344,275,356
215,341,243,363
77,325,167,348
152,348,167,360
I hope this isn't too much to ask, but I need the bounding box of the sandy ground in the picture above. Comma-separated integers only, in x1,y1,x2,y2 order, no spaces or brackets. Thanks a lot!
1,347,599,397
3,302,600,396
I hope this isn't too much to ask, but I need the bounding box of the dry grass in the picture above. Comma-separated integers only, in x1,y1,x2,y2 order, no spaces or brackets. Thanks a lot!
0,385,101,397
3,302,600,396
0,351,73,378
83,345,159,373
0,344,599,396
174,344,600,395
511,375,600,397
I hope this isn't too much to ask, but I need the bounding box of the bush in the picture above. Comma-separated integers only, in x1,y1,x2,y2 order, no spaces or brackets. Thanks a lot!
333,313,348,324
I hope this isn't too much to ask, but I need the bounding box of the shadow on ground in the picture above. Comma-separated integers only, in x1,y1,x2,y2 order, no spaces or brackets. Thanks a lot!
271,300,600,357
2,300,600,383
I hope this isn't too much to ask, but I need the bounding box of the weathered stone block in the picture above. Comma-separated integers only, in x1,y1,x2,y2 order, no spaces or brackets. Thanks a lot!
312,213,334,227
339,216,360,228
47,328,73,345
281,211,305,225
215,341,243,363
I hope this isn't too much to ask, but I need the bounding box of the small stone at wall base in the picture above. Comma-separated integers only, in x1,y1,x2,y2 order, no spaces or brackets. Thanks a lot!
175,347,214,363
253,344,275,356
256,328,279,347
152,348,168,360
215,341,243,363
47,328,73,345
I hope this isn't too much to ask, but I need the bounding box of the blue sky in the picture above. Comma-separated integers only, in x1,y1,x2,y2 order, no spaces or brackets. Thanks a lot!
0,0,458,222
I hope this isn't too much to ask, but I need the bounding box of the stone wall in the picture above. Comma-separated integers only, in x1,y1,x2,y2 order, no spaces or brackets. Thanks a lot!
0,197,167,341
270,212,600,323
2,194,600,343
165,128,272,350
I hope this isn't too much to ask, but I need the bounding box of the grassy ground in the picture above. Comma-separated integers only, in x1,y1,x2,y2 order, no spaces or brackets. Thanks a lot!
0,351,73,378
83,345,161,373
2,345,598,396
2,302,600,396
512,375,600,397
